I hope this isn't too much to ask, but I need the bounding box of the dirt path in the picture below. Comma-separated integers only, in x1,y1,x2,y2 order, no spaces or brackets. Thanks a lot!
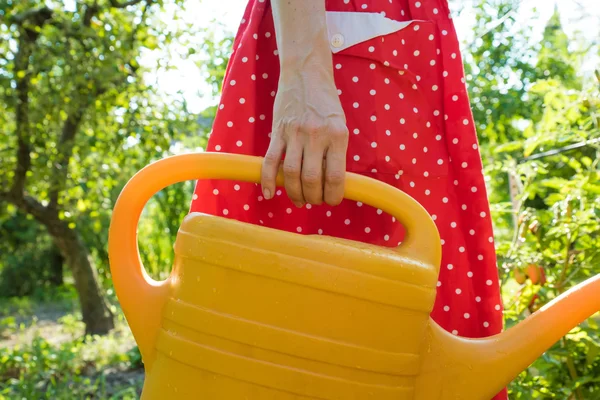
0,305,75,348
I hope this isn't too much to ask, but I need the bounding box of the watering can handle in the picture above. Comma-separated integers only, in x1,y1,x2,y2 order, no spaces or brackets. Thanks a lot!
108,152,440,368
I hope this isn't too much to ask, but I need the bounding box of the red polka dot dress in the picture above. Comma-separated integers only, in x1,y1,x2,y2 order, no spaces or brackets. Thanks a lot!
190,1,505,398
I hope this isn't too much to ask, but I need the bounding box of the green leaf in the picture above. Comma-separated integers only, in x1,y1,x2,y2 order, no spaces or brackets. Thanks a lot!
540,177,570,189
495,141,523,153
583,184,600,195
586,345,599,367
76,199,86,212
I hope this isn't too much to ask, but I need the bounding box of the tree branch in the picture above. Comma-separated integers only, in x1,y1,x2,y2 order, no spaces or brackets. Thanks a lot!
45,1,106,212
83,2,100,27
9,7,53,30
47,75,111,212
10,8,54,201
47,0,147,211
109,0,147,8
518,137,600,163
48,111,85,211
0,191,56,225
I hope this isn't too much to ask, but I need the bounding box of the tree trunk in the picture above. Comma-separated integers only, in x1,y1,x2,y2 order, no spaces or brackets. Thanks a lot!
48,245,64,287
49,222,114,335
6,5,115,336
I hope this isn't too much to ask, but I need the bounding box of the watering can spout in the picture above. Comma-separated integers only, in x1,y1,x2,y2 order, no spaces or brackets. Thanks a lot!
415,274,600,400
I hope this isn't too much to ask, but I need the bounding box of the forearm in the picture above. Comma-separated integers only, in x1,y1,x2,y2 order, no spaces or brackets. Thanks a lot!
263,1,348,206
271,0,333,76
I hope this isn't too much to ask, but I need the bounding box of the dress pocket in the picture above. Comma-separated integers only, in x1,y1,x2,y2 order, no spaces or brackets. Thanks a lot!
326,11,419,54
326,12,449,181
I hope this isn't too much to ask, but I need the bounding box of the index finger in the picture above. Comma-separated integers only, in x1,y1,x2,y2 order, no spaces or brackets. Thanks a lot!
261,135,285,200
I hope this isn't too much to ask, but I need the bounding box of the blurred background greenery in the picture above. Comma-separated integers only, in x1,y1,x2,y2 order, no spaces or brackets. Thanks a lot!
0,0,599,399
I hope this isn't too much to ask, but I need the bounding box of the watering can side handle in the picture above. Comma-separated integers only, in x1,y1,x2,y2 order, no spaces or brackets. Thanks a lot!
108,161,172,370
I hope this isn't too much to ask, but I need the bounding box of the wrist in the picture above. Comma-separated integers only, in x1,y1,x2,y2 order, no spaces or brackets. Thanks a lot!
277,23,333,70
279,63,336,93
279,47,335,84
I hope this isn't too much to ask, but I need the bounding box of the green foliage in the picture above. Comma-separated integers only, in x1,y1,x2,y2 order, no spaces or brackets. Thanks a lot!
139,182,193,280
0,332,143,399
196,25,235,98
495,79,600,398
0,0,232,396
0,294,143,400
0,210,62,297
466,1,600,397
463,0,538,146
0,0,211,331
0,0,229,290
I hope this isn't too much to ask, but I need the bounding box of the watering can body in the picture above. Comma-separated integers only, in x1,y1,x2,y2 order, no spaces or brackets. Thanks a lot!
144,213,436,399
109,153,600,400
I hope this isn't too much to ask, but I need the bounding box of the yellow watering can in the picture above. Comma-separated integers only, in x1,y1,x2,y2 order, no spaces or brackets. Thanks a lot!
109,153,600,400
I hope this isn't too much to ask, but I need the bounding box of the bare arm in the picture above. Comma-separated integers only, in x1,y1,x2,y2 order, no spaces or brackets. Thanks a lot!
271,1,331,72
261,0,348,207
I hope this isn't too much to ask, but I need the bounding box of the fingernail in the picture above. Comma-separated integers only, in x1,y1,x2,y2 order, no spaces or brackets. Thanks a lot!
294,201,304,208
264,188,271,199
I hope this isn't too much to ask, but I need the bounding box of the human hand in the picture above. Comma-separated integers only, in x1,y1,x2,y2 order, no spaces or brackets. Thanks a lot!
261,67,349,207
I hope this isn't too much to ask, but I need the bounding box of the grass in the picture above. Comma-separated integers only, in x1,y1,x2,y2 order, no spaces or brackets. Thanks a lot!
0,287,144,400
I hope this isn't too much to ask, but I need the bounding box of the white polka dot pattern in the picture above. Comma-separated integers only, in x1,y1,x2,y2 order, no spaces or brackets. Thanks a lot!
189,0,504,361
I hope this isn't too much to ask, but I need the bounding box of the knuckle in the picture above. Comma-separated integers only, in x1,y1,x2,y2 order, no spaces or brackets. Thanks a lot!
331,126,349,141
283,120,301,134
270,125,283,137
303,121,322,138
263,152,279,166
326,170,345,185
301,169,321,186
261,170,274,182
283,163,301,178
